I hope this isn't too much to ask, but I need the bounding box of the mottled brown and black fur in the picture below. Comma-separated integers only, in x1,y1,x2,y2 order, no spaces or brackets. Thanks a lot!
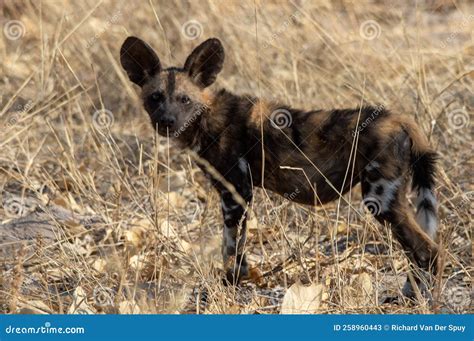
120,37,439,298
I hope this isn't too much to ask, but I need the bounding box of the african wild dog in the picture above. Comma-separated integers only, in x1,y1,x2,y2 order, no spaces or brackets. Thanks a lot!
120,37,439,298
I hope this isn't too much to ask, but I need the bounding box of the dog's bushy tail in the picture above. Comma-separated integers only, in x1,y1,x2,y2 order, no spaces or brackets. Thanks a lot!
404,120,438,239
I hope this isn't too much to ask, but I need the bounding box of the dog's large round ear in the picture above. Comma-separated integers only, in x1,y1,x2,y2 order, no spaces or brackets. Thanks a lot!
120,36,161,87
184,38,224,88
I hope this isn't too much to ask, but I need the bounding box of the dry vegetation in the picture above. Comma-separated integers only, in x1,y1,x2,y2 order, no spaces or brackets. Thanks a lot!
0,0,472,314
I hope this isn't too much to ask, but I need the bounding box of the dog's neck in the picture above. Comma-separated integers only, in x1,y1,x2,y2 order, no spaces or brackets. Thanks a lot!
183,88,231,152
180,88,258,156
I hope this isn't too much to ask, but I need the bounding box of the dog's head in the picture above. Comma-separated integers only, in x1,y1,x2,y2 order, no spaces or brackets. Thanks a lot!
120,36,224,141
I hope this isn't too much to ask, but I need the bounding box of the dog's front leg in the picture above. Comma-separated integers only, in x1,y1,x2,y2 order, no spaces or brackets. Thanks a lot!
216,159,253,284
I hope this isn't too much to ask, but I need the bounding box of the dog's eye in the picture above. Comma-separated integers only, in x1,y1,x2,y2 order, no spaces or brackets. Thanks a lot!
179,95,191,105
150,92,164,102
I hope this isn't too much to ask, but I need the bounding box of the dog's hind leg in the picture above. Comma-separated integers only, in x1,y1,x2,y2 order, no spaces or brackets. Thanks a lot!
360,131,438,299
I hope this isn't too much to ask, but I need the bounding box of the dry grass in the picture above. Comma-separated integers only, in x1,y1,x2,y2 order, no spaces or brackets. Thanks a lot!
0,0,472,314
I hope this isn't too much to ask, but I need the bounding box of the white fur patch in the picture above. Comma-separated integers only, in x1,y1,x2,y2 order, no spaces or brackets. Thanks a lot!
365,161,380,172
416,211,437,239
415,188,438,239
238,157,248,174
221,197,240,212
416,188,436,207
364,177,401,214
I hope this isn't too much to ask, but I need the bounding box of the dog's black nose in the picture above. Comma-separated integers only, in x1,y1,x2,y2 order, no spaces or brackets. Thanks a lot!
159,115,175,128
